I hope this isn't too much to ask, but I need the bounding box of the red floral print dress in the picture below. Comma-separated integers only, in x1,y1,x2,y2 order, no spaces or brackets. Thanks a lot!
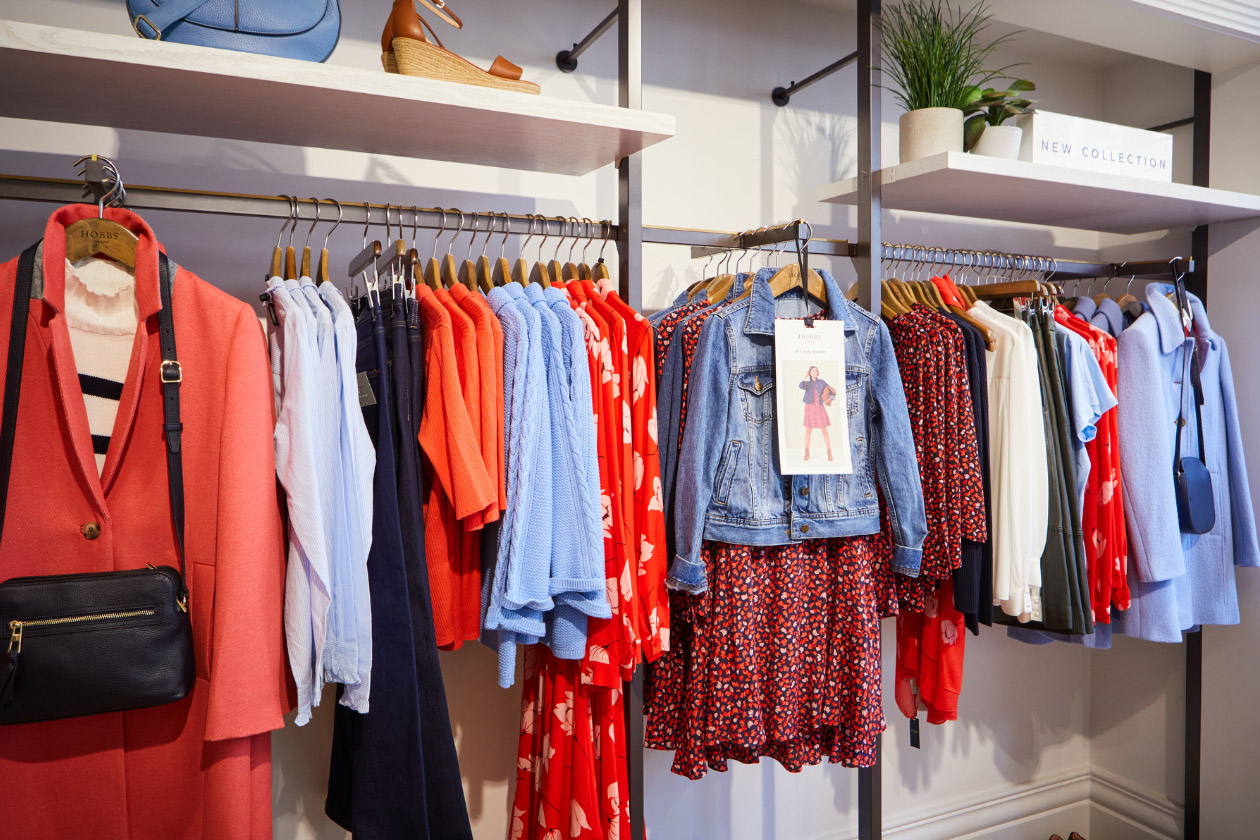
510,281,668,840
886,305,986,724
645,306,894,777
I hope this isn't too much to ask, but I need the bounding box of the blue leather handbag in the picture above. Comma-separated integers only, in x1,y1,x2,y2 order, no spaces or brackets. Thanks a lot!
128,0,341,62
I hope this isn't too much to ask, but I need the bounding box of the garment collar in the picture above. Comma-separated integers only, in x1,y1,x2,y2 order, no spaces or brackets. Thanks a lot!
744,267,849,336
1146,282,1211,355
1073,296,1097,321
40,204,163,321
1094,297,1124,337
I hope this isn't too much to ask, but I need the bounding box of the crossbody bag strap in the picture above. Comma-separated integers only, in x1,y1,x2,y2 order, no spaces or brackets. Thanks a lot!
131,0,215,40
156,254,190,610
1172,278,1206,472
0,245,40,543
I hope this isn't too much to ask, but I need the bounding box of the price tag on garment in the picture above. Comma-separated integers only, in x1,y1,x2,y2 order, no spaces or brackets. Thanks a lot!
773,319,852,475
357,371,377,407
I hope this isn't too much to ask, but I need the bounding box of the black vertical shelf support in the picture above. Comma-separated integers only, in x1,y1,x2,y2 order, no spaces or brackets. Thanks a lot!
1184,67,1211,840
856,1,882,837
619,0,646,838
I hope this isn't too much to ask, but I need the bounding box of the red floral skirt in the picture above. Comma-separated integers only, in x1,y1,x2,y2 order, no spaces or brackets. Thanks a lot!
803,401,831,429
645,537,895,778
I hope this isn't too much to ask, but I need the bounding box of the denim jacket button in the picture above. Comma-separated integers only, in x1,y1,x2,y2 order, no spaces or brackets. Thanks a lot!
800,524,810,533
799,487,809,497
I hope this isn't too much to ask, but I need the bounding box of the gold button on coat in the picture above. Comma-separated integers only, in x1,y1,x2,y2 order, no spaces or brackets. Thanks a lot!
81,522,101,540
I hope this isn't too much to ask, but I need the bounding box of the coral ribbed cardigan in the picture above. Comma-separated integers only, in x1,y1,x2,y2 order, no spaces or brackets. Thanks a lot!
416,285,495,649
0,205,289,840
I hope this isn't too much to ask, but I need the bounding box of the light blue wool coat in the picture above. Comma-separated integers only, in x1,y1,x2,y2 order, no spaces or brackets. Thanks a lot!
1113,284,1260,642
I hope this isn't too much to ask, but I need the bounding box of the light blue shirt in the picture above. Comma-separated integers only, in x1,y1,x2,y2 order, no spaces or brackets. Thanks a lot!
268,278,332,726
318,281,376,713
1054,322,1117,510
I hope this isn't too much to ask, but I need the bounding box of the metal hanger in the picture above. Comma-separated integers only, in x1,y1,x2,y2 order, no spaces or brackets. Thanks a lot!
424,207,446,290
547,215,568,285
529,214,553,286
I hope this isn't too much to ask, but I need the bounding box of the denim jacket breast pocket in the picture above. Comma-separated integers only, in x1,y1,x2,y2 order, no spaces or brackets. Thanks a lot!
734,367,777,518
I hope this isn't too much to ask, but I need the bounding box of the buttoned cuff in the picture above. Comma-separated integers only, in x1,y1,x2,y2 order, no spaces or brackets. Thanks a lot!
892,544,922,577
666,553,709,594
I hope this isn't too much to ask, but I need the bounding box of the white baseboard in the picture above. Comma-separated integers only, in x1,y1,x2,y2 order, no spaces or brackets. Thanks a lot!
826,768,1181,840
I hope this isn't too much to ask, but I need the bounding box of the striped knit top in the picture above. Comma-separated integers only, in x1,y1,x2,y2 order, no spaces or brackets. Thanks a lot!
64,258,138,474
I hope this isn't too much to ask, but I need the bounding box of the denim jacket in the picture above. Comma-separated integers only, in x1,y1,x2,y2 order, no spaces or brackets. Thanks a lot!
670,269,927,592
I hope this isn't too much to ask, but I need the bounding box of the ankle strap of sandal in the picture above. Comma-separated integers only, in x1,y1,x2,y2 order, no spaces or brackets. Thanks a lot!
420,0,462,29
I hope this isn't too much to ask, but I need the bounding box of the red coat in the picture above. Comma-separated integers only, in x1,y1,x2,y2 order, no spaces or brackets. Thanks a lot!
0,206,289,839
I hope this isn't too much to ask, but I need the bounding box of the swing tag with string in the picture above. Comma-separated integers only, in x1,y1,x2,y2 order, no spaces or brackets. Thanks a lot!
773,317,851,476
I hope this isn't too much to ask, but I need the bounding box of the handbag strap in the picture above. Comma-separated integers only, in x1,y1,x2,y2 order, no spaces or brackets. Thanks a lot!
0,245,38,536
0,246,189,609
1172,279,1206,472
132,0,215,40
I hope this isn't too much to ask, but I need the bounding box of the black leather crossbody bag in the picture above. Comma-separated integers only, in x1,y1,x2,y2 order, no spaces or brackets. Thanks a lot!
0,244,194,725
1171,279,1215,536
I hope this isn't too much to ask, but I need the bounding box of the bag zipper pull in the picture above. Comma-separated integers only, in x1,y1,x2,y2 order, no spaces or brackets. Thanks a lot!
2,621,21,706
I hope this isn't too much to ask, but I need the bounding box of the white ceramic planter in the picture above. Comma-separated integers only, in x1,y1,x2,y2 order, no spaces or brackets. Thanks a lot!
972,124,1023,159
899,107,963,162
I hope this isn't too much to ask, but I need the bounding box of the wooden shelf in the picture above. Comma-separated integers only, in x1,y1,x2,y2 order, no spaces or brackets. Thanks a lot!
0,20,675,176
817,152,1260,234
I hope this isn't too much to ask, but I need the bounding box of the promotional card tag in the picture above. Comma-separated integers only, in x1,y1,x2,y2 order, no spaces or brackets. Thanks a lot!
774,319,851,475
357,371,377,407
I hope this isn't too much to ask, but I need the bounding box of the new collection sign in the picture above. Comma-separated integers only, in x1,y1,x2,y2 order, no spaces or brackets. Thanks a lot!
1016,111,1173,182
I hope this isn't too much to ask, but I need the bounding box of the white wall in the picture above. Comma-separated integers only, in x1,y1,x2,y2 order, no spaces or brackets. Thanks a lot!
0,2,1221,838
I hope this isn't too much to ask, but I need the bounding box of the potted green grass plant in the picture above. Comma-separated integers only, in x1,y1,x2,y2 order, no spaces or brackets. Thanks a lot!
881,0,1017,162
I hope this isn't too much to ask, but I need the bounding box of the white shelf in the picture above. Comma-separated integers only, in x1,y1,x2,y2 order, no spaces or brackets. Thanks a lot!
0,20,675,176
817,152,1260,234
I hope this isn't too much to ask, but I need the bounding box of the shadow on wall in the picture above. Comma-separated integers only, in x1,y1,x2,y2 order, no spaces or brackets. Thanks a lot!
0,140,596,304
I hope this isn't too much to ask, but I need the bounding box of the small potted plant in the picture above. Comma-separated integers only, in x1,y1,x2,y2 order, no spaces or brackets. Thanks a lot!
881,0,1018,163
964,80,1036,158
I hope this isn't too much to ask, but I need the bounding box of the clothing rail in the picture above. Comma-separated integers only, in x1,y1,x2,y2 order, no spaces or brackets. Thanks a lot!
0,175,619,241
880,244,1194,281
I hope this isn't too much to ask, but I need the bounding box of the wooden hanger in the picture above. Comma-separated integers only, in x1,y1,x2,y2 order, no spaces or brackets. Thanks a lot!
66,202,139,272
488,213,511,287
456,211,482,292
562,217,583,281
592,221,613,282
512,215,538,286
266,195,296,279
424,207,447,290
546,215,567,286
315,198,342,286
441,210,465,289
733,232,826,308
298,197,321,279
529,215,555,286
283,194,298,281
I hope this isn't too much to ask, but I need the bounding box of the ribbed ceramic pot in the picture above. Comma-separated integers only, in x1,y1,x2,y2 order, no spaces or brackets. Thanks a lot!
971,124,1023,159
899,107,964,162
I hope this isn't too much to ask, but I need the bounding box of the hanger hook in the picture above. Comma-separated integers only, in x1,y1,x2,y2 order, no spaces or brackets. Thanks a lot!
430,208,446,261
305,198,321,247
276,195,294,248
322,198,342,251
520,214,536,257
383,202,393,246
599,220,612,262
410,205,420,251
447,209,464,256
464,211,478,260
498,212,511,259
536,215,550,260
361,201,371,250
285,196,299,250
568,217,582,262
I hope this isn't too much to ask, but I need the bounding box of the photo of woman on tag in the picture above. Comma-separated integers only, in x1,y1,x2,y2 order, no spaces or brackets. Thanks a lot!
799,366,837,461
774,319,852,476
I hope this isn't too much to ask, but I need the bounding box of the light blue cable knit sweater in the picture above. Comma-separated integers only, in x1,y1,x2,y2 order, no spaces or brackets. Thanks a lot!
482,287,551,687
521,284,607,660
